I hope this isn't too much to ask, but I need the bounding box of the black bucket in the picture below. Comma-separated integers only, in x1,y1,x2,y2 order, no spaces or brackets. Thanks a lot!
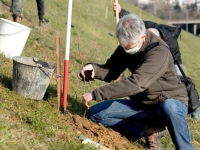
12,56,55,100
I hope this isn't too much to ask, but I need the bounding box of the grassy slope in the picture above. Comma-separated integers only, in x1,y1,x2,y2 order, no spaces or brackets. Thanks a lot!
0,0,200,149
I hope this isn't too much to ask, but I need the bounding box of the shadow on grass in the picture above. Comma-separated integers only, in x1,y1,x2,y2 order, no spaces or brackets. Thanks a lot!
0,74,12,90
46,84,85,116
46,84,58,98
67,94,85,116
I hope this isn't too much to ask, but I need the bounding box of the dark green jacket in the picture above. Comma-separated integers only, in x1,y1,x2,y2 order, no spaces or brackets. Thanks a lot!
91,30,188,106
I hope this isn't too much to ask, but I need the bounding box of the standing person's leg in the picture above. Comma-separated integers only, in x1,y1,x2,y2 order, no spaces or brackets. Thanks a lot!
159,99,194,150
36,0,44,21
36,0,48,26
11,0,23,23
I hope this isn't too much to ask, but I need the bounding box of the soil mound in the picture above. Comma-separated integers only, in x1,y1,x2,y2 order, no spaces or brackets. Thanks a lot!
65,114,132,150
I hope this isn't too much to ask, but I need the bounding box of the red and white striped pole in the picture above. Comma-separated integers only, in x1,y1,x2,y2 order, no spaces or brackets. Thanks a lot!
62,0,73,114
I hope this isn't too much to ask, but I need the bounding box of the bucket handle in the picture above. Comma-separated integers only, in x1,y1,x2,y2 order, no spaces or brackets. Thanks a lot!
41,68,53,79
0,29,25,36
33,57,53,79
36,64,52,79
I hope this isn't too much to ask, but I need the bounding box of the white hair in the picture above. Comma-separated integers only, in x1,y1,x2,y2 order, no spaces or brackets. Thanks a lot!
116,14,146,47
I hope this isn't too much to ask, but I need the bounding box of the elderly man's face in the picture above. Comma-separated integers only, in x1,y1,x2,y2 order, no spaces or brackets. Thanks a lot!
124,40,140,50
123,33,146,54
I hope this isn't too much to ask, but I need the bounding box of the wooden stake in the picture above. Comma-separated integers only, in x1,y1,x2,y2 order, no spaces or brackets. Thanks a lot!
105,6,108,19
115,0,119,24
114,0,119,45
114,0,124,81
0,2,2,15
56,36,61,111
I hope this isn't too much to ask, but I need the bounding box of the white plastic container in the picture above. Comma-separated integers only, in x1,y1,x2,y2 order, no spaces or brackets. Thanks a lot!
0,18,32,59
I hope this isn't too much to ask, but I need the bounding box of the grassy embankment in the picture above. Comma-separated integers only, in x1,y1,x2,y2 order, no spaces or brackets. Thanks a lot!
0,0,200,149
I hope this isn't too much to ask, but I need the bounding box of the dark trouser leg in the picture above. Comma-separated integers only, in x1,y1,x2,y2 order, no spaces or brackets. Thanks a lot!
36,0,44,20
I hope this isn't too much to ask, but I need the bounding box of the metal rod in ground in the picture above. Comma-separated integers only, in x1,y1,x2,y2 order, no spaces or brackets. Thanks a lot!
62,0,73,114
56,36,61,111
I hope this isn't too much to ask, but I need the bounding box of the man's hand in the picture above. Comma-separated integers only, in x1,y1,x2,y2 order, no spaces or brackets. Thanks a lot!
82,92,93,109
78,64,95,81
113,2,121,13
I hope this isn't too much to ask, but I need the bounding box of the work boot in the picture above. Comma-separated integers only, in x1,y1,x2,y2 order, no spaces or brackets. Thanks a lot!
39,18,49,27
144,126,165,150
13,15,23,23
191,109,200,121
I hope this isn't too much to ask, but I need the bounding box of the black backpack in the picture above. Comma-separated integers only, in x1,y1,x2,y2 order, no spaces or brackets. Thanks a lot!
140,42,200,114
144,21,182,64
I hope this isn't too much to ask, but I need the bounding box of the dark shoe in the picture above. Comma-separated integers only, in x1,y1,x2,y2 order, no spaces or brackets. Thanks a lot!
13,15,23,23
191,109,200,121
39,18,49,27
144,126,165,150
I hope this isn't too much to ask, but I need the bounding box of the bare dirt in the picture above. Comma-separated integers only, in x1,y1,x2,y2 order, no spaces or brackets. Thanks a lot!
64,114,142,150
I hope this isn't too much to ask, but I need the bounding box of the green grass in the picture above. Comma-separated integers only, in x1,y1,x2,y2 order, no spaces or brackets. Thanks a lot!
0,0,200,149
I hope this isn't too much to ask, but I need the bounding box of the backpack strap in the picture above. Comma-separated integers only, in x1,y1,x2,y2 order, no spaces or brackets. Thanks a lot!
135,42,159,69
174,60,190,84
137,42,181,70
159,43,189,83
164,34,174,41
157,25,181,41
143,42,181,70
174,60,186,78
173,26,182,39
140,42,160,55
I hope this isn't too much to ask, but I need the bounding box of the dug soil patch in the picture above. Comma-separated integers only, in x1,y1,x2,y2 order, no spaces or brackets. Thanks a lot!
65,114,135,150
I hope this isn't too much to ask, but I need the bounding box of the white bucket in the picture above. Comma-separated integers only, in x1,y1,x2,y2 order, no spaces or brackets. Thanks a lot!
0,18,32,59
